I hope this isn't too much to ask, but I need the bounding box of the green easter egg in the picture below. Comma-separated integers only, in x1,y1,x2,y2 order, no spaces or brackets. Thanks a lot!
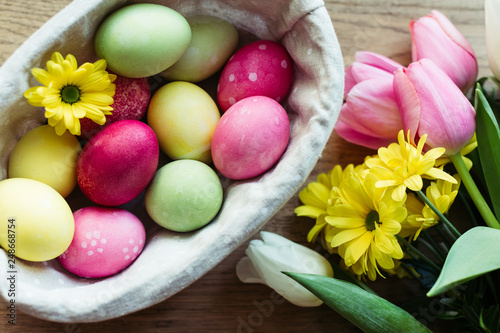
95,4,191,78
145,160,223,232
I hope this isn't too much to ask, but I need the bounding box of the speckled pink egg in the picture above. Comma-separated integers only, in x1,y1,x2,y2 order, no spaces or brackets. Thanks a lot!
77,120,159,206
217,40,294,112
79,75,151,139
211,96,290,180
58,206,146,278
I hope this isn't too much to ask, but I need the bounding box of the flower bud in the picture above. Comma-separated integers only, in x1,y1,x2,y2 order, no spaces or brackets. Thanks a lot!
393,58,475,155
485,0,500,80
337,52,404,150
236,231,333,307
410,10,478,93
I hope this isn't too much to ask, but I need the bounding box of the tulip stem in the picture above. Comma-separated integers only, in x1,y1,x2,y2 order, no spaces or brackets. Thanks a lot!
449,153,500,229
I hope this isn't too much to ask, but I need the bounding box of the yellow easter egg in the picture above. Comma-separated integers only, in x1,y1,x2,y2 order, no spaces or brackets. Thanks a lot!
147,81,220,164
8,125,81,197
0,178,75,262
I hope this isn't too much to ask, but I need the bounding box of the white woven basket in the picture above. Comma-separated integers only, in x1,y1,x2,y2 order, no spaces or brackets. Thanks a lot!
0,0,343,322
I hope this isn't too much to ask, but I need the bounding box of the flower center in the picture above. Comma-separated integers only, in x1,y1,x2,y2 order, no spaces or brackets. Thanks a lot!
61,85,80,104
365,210,380,231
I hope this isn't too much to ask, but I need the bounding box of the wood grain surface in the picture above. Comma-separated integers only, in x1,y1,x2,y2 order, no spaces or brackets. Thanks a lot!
0,0,487,332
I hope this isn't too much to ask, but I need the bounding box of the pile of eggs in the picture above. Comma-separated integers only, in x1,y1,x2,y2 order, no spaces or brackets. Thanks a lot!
0,3,294,279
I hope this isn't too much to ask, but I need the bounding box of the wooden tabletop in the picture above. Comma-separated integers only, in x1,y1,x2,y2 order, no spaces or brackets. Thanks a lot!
0,0,488,332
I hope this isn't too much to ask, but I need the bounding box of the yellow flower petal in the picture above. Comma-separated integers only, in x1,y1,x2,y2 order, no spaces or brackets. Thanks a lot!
425,167,458,183
344,232,373,265
391,184,407,202
330,227,367,248
404,174,423,192
294,205,326,219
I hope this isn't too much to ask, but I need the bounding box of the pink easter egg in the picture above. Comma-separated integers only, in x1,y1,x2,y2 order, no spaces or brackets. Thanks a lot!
217,40,294,112
211,96,290,180
80,75,151,139
77,120,159,206
58,206,146,278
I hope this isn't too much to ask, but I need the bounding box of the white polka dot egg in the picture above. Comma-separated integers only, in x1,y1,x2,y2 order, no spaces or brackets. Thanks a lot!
58,206,145,278
217,40,294,111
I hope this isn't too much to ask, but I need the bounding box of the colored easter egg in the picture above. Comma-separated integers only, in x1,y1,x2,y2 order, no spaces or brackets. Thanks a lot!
217,40,294,111
8,125,81,198
147,81,220,164
161,15,238,82
58,206,146,278
77,120,159,206
145,160,223,232
95,4,191,78
211,96,290,180
0,178,74,262
80,75,151,139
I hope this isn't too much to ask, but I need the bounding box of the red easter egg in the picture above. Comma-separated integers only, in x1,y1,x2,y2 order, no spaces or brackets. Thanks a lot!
80,75,151,139
217,40,294,111
77,120,159,206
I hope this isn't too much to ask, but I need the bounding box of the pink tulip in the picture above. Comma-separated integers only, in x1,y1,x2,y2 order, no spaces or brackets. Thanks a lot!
393,58,475,155
410,10,478,93
336,52,404,150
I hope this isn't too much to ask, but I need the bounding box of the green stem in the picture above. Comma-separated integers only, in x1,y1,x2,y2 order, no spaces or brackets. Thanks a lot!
397,235,442,273
449,153,500,229
434,225,453,249
417,190,461,239
419,233,445,263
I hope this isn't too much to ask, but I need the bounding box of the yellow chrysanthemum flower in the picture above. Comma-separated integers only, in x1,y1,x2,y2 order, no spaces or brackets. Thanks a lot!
366,130,457,202
24,52,116,136
295,164,366,243
324,172,407,281
400,175,460,240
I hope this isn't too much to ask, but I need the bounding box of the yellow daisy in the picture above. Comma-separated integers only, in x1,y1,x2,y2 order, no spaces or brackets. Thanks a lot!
366,130,457,202
400,175,460,240
24,52,116,136
324,172,406,280
295,164,365,243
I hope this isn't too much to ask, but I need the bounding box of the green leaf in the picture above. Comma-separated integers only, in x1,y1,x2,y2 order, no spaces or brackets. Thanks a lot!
474,84,500,220
283,272,431,333
427,226,500,297
480,305,500,333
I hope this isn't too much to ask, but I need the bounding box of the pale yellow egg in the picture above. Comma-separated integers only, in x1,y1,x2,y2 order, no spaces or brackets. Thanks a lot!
147,81,220,164
0,178,75,262
8,125,81,197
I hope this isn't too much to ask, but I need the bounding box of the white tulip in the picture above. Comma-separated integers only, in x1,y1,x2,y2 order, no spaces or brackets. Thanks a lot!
236,231,333,307
486,0,500,80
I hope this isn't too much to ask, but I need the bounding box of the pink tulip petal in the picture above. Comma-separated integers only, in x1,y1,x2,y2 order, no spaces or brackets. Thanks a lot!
338,103,368,135
354,51,404,73
335,119,395,150
393,67,420,144
345,78,403,138
349,62,394,85
430,10,475,55
344,65,357,97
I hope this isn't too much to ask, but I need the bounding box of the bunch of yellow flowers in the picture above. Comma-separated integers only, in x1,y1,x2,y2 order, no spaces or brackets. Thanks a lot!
295,130,461,281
